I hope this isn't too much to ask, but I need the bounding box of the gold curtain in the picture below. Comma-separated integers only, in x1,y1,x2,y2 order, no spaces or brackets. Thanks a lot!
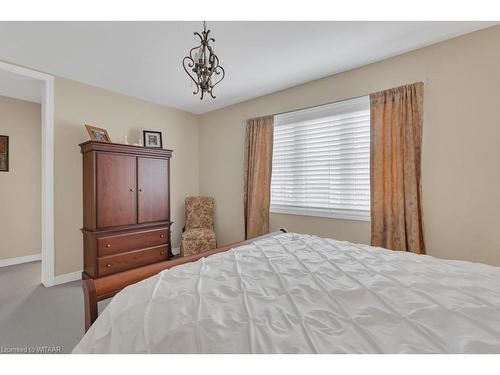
370,82,425,254
244,116,274,239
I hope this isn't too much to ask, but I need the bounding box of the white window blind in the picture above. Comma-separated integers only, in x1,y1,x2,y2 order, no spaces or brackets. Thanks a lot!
271,96,370,221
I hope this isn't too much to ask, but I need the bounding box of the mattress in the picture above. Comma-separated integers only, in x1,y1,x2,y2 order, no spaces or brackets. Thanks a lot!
73,232,500,353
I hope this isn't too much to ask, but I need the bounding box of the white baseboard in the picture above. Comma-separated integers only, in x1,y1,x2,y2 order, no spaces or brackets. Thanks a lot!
0,253,42,268
53,271,82,285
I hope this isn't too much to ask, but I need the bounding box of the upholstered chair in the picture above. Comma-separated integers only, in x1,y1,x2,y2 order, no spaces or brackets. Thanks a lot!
180,196,217,257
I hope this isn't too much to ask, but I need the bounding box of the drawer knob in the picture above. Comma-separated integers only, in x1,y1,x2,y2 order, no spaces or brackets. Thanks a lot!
160,234,165,238
106,244,111,248
139,188,143,192
130,188,135,192
160,251,165,255
106,263,112,268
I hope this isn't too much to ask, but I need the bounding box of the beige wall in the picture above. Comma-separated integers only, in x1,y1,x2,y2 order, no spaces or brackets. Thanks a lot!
199,25,500,266
54,78,199,275
6,25,500,274
0,96,41,260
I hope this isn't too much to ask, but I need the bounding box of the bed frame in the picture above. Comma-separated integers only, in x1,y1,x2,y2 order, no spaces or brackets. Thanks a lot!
82,229,287,331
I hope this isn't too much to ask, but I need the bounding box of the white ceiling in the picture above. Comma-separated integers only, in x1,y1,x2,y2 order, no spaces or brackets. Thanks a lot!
0,21,496,114
0,69,43,103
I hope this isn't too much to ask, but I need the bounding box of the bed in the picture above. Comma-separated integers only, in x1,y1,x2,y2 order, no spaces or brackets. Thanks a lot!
73,231,500,353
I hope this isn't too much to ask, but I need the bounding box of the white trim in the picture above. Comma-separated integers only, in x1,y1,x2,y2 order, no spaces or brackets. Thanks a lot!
0,61,53,81
270,206,371,222
53,271,81,286
41,75,55,287
0,61,55,287
0,253,42,268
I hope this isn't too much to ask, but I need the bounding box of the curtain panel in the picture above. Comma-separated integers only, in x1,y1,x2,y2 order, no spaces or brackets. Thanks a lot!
370,82,426,254
244,116,274,239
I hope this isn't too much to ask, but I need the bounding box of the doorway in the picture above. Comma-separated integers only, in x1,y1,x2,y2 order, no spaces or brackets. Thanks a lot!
0,61,54,287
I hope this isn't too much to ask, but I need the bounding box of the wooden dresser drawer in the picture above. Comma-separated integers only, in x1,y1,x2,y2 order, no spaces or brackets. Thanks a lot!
98,228,169,256
98,245,168,276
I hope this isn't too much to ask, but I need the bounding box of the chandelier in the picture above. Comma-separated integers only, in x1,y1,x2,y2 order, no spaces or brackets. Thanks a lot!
182,21,225,100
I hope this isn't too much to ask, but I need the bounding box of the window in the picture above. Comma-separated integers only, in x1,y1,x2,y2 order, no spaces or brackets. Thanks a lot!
270,96,370,221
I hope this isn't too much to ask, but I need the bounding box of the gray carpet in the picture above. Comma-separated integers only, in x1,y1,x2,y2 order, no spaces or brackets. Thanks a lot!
0,261,109,354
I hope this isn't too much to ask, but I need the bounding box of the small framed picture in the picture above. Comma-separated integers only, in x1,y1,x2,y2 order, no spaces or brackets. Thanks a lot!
0,135,9,172
85,124,111,142
143,130,163,148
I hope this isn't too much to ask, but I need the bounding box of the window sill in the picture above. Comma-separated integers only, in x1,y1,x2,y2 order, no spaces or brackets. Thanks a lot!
270,207,370,222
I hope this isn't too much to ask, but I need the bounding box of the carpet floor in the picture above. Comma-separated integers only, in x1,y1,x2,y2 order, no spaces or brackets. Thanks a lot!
0,261,109,354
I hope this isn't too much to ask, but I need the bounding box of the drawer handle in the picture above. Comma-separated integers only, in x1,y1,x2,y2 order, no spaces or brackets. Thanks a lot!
160,234,165,238
160,251,165,255
139,188,143,192
106,263,112,268
130,188,135,192
105,244,111,248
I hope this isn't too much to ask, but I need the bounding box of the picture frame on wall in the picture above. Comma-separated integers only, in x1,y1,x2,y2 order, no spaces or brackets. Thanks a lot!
0,135,8,172
85,124,111,142
143,130,163,148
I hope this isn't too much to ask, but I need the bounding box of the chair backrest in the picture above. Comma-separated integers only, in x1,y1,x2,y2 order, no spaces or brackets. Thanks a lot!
185,196,215,230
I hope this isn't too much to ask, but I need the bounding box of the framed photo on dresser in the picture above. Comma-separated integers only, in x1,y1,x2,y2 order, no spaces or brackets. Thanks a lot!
143,130,163,148
85,124,111,142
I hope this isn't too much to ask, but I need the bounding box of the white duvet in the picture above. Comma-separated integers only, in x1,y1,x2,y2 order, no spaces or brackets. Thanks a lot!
73,233,500,353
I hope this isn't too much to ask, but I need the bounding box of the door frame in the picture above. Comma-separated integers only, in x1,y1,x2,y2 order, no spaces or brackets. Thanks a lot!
0,61,55,287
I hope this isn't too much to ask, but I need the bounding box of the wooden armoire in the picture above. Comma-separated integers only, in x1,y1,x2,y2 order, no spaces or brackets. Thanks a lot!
80,141,173,282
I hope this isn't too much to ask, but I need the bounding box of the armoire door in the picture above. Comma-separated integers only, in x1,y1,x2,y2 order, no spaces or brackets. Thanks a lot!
137,157,169,224
96,153,137,228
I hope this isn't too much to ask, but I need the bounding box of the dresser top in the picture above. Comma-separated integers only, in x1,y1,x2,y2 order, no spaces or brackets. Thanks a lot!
80,140,173,158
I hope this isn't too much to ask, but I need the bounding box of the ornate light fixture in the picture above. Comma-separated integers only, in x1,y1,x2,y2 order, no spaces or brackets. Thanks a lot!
182,21,225,100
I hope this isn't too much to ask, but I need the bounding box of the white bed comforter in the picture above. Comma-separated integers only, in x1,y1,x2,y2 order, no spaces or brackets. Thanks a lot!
73,233,500,353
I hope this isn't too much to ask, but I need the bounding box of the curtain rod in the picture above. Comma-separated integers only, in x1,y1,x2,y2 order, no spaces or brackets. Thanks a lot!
246,95,365,123
247,80,426,121
272,93,369,118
